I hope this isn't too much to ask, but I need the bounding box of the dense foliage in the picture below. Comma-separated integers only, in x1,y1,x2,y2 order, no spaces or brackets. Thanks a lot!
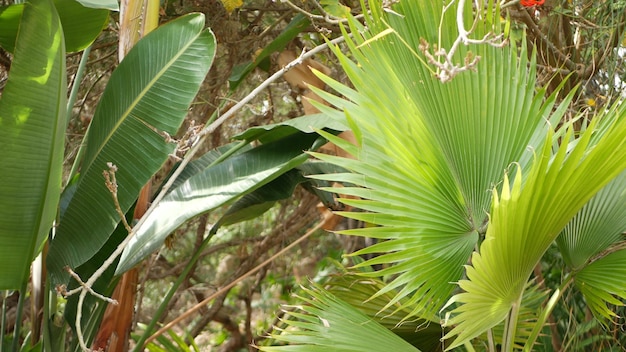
1,0,625,351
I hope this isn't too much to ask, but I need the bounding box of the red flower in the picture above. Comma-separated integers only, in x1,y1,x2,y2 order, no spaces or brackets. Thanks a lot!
520,0,545,6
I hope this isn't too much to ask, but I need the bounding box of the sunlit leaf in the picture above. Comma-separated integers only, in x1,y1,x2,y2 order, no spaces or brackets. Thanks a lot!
444,109,626,348
303,0,563,322
220,0,242,13
320,0,350,18
0,0,108,53
0,0,66,289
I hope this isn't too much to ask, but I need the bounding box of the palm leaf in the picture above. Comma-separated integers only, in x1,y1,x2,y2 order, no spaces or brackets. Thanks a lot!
324,272,446,351
444,107,626,348
574,249,626,323
47,13,216,285
556,170,626,270
0,0,66,289
259,284,420,352
306,0,564,320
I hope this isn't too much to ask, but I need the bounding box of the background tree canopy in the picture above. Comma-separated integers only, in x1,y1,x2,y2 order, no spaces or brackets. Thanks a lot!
0,0,625,351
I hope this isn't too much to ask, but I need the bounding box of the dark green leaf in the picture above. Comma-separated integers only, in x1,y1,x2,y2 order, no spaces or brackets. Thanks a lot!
47,13,216,285
216,169,305,228
161,142,252,196
116,133,321,275
75,0,118,11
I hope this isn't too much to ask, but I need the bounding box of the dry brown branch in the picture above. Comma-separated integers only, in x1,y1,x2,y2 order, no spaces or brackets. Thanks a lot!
143,196,326,347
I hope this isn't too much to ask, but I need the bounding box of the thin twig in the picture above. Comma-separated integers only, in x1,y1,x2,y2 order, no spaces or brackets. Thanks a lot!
62,163,129,351
103,163,133,233
281,0,365,25
143,219,327,347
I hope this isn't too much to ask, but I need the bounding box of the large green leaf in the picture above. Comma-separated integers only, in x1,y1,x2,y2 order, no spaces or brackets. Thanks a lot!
216,169,306,228
259,284,421,352
574,249,626,322
115,133,322,275
0,0,108,53
556,170,626,270
47,13,216,285
0,0,66,289
324,273,446,351
443,108,626,348
304,0,564,321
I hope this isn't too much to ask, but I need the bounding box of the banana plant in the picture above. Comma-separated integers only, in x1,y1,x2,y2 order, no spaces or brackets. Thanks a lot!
261,1,626,351
0,1,218,349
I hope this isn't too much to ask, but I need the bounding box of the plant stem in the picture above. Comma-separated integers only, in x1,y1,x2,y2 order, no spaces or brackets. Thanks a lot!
142,219,326,348
65,45,93,186
67,45,91,122
131,226,218,352
503,293,523,352
524,274,573,352
487,328,495,352
1,291,6,352
10,281,27,352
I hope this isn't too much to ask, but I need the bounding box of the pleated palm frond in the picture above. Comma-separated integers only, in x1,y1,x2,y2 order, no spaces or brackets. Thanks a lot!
443,107,626,349
556,168,626,323
308,0,568,321
556,170,626,271
574,249,626,323
259,284,420,352
324,272,446,351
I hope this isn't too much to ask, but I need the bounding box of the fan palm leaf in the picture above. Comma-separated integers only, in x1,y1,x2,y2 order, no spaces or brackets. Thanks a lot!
307,0,568,320
574,249,626,322
556,170,626,270
259,284,420,352
444,110,626,349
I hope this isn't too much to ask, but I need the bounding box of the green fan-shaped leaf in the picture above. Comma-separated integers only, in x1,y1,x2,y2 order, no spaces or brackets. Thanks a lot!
444,108,626,348
303,0,564,321
115,133,321,275
556,170,626,270
260,284,420,352
0,0,108,53
324,273,446,351
47,13,216,285
0,0,66,289
575,249,626,323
